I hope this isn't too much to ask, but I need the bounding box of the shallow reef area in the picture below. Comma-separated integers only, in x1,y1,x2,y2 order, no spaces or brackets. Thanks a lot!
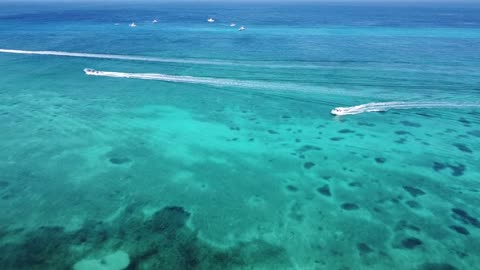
0,204,290,270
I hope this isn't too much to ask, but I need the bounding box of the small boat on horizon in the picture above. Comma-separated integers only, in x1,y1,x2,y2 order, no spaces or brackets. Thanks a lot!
230,23,236,27
129,22,137,27
152,19,158,23
208,18,215,23
239,26,246,31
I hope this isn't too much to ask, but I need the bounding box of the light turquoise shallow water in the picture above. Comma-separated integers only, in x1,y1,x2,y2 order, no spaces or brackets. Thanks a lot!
0,2,479,270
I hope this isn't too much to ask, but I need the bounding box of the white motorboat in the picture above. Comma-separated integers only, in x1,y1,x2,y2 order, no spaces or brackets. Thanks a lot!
84,68,100,75
152,19,158,23
129,22,137,27
230,23,236,27
330,107,351,116
238,26,246,31
330,106,382,116
207,18,215,23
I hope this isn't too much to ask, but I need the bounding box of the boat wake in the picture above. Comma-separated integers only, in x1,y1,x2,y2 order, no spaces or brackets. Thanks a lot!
0,48,310,69
82,68,349,96
331,101,480,116
0,48,241,66
84,68,264,87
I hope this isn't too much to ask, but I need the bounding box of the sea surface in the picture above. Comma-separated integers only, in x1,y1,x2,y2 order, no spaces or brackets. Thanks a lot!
0,2,479,270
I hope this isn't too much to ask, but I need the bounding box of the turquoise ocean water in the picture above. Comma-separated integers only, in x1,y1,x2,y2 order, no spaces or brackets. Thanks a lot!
0,2,479,269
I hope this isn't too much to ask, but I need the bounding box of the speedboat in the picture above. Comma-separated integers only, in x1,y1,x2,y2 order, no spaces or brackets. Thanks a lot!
129,22,137,27
230,23,236,27
207,18,215,23
331,107,350,116
152,19,158,23
238,26,246,31
84,68,99,75
331,103,386,116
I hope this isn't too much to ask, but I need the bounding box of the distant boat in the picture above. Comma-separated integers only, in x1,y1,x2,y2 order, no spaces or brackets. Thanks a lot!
129,22,137,27
152,19,158,23
207,18,215,23
230,23,236,27
239,26,246,31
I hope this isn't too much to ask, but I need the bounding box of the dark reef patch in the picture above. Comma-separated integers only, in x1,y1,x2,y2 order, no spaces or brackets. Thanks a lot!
400,237,423,249
267,130,279,134
449,225,469,235
374,157,386,164
297,145,321,153
151,206,191,233
2,193,14,200
341,203,359,211
395,131,411,135
338,129,355,134
467,130,480,137
286,185,299,192
356,243,373,254
288,202,304,222
395,220,420,232
304,162,315,170
418,263,458,270
109,157,132,165
458,117,471,125
357,122,375,127
432,162,466,177
0,181,9,189
330,137,344,141
406,200,422,209
348,182,362,188
403,186,426,197
449,164,466,177
0,226,72,269
452,143,472,154
0,205,291,270
316,185,331,197
433,162,446,172
451,208,480,228
400,121,422,128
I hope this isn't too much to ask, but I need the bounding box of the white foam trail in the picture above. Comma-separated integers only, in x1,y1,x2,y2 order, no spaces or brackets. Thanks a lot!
0,48,242,66
2,49,474,74
331,101,480,115
0,48,314,69
83,68,324,92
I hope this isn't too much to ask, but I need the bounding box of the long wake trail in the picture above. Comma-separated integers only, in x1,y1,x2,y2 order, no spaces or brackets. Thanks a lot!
0,48,313,69
0,48,237,66
2,48,473,74
82,68,355,96
333,101,480,115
